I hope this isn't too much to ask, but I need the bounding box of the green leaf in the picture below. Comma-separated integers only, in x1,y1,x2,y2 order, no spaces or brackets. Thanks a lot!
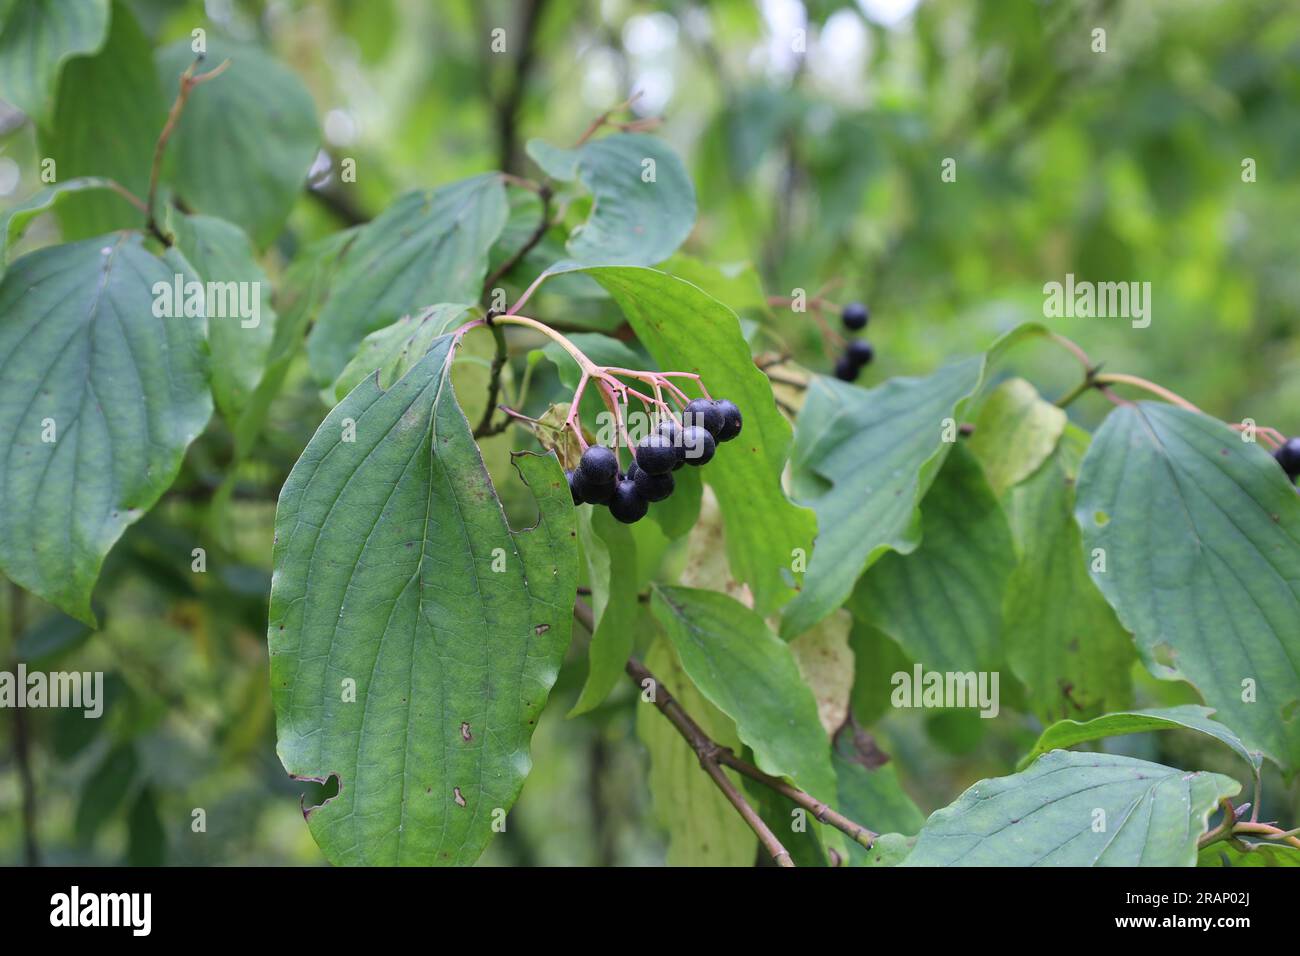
330,303,472,403
1019,705,1263,773
1002,426,1134,721
0,234,212,625
661,254,773,320
790,609,854,734
269,333,578,865
126,786,166,866
166,214,277,425
635,638,756,866
902,750,1240,866
306,175,507,383
848,617,912,726
967,376,1066,495
1076,402,1300,772
0,0,108,123
526,132,695,267
1198,841,1300,867
0,177,120,266
557,266,816,615
858,832,916,866
650,585,837,804
851,443,1013,672
40,1,162,239
155,39,320,248
569,507,638,716
784,324,1045,637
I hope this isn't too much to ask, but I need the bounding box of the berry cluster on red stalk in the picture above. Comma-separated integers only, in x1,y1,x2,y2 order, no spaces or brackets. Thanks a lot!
455,312,743,524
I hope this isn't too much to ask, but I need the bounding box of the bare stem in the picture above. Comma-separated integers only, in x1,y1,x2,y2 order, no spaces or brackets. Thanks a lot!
1092,373,1202,413
146,57,232,244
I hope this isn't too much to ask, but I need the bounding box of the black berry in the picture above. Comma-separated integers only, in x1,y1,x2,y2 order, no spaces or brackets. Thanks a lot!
682,398,724,439
566,469,584,505
625,459,640,481
681,425,716,466
714,399,742,442
575,469,616,504
633,467,675,502
846,340,874,367
1275,437,1300,479
578,445,619,485
609,478,648,523
657,419,688,468
833,356,859,382
842,302,869,331
635,433,678,475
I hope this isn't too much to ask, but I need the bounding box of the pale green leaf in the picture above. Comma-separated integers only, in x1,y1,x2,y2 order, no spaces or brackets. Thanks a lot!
526,132,695,267
0,0,108,123
330,303,472,403
570,506,638,716
307,174,507,383
967,376,1066,495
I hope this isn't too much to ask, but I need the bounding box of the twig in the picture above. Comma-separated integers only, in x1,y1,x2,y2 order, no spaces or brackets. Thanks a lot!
621,651,793,867
483,183,552,295
146,57,232,244
493,0,549,174
7,581,39,865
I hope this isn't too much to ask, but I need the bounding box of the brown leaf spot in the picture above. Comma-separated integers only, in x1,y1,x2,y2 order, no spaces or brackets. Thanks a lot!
453,787,467,807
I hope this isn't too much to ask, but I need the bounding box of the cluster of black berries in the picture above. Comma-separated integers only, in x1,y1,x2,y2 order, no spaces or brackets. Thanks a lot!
566,398,742,524
1275,438,1300,482
833,302,874,383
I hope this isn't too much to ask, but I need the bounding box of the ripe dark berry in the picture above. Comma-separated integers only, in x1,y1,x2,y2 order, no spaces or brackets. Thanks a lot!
656,419,688,467
625,459,640,481
608,478,648,524
833,356,859,382
682,398,724,439
681,425,716,466
575,468,616,504
842,302,869,331
635,433,678,475
1275,437,1300,479
846,340,874,367
714,399,742,442
633,467,675,502
578,445,619,485
566,469,584,505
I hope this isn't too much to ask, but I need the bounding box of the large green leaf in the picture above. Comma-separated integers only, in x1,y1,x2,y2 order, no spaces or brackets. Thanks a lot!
526,132,695,267
833,727,925,866
649,585,837,805
1076,402,1300,772
1002,426,1134,721
166,213,276,424
569,506,638,716
851,443,1013,672
1019,705,1263,772
635,638,756,866
0,234,212,625
783,325,1045,637
967,376,1066,496
0,0,108,123
156,39,319,248
306,175,507,383
40,1,162,239
552,266,815,615
902,751,1240,866
268,333,577,865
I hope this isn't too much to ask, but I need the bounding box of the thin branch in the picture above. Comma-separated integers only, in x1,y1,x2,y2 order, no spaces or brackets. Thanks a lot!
483,183,552,295
494,0,549,174
7,581,39,866
147,57,232,244
622,652,793,867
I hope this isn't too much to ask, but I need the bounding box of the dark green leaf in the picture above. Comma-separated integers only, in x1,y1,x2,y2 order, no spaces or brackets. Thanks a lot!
0,0,108,123
330,303,472,403
156,38,320,247
269,333,578,865
0,235,212,625
903,751,1239,866
1076,402,1300,772
570,506,638,716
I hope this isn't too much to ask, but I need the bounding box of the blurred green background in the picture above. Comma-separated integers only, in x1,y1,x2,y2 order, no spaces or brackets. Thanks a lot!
2,0,1297,865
